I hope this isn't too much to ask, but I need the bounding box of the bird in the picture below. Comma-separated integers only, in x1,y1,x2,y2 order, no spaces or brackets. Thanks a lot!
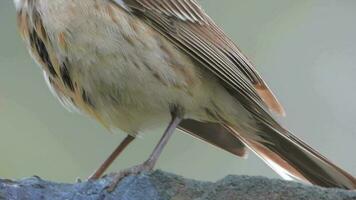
14,0,356,190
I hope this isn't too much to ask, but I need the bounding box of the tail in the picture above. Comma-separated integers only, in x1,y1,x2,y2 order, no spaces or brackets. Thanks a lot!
179,119,247,157
224,121,356,190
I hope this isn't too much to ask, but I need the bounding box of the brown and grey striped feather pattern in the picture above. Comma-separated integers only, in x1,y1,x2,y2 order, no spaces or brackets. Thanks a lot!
118,0,285,116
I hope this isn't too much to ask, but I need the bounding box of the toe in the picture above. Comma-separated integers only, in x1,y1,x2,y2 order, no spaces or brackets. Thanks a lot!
106,163,153,192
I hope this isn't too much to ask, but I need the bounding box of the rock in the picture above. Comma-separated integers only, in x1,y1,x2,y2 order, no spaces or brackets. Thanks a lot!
0,170,355,200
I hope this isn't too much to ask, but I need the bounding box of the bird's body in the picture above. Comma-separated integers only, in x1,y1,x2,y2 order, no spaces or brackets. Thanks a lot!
16,0,247,134
15,0,356,190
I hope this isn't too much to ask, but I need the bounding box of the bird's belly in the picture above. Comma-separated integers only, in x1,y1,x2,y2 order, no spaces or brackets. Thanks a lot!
35,0,239,134
31,1,204,133
70,54,208,134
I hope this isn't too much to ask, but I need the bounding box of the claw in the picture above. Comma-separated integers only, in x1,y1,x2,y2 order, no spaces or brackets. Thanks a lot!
107,160,154,192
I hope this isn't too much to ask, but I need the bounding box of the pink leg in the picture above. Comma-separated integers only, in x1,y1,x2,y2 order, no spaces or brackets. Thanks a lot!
88,135,135,180
108,114,183,191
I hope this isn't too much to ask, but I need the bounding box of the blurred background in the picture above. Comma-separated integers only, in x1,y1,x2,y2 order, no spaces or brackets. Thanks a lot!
0,0,355,183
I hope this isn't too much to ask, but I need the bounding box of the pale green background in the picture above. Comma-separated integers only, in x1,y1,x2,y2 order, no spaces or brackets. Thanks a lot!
0,0,355,183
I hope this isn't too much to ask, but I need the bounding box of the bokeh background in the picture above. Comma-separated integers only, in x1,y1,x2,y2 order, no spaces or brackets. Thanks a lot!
0,0,355,183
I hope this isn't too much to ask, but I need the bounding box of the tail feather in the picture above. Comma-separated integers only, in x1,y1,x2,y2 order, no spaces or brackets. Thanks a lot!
224,123,356,189
179,119,247,157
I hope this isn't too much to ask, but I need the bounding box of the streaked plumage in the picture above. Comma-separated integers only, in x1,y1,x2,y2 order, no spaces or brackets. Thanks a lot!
15,0,356,190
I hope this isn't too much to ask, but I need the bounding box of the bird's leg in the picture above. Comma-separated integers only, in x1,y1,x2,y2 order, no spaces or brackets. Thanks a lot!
107,111,183,191
88,135,135,180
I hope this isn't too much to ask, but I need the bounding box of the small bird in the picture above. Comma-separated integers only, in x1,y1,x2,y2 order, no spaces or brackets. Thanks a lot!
14,0,356,190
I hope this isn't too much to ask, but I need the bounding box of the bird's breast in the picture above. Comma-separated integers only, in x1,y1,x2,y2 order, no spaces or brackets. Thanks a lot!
17,0,209,133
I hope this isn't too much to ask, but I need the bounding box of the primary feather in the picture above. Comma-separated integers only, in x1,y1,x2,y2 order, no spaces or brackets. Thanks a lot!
118,0,285,116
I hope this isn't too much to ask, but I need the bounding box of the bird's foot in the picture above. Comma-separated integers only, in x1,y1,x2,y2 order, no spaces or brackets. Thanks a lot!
106,160,154,192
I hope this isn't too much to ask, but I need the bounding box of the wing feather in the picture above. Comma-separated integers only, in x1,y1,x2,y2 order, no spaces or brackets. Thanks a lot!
118,0,285,115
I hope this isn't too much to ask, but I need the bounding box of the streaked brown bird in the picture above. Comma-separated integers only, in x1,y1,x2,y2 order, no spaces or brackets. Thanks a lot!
14,0,356,190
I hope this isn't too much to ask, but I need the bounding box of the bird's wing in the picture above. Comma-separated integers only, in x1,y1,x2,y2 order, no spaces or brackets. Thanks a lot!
112,1,356,189
114,0,285,116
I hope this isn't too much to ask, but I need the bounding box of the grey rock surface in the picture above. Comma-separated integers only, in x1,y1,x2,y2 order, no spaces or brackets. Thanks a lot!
0,170,355,200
